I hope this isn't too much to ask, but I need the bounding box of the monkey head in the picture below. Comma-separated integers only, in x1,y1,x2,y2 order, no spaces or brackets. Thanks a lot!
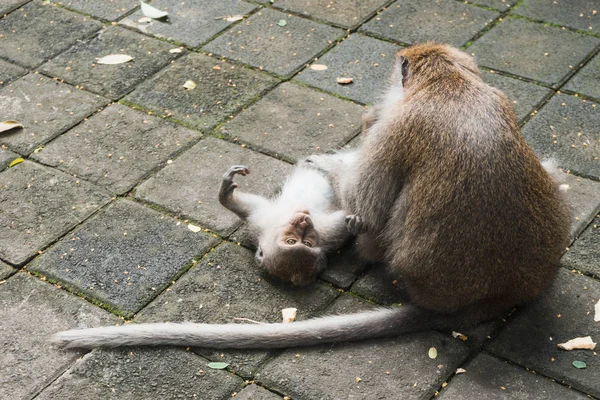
255,209,325,286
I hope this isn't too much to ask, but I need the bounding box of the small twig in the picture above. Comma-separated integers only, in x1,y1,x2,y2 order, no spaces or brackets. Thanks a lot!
233,317,265,325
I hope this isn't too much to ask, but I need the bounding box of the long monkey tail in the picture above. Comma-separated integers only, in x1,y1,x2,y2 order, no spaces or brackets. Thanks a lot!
52,306,455,350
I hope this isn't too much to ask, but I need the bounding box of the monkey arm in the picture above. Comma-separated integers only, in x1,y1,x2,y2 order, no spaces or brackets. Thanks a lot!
218,165,270,220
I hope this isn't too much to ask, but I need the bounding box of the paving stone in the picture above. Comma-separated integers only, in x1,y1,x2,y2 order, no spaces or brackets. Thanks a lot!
468,18,600,87
120,0,257,48
320,245,368,289
565,53,600,100
136,242,340,377
135,137,292,236
0,260,15,280
562,217,600,278
28,199,220,317
468,0,517,10
522,94,600,180
486,269,600,398
219,82,363,162
236,384,282,400
0,2,102,68
273,0,388,29
295,33,400,105
0,73,108,155
438,353,589,400
481,70,552,122
36,347,244,400
0,273,118,400
0,146,19,170
256,294,470,400
514,0,600,34
32,104,201,195
0,0,29,15
360,0,499,48
554,171,600,239
203,8,345,78
351,262,410,305
125,53,278,132
57,0,138,22
0,58,26,87
41,26,179,100
0,161,111,265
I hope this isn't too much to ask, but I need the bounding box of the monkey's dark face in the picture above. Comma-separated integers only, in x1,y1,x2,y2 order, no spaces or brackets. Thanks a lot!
278,211,320,249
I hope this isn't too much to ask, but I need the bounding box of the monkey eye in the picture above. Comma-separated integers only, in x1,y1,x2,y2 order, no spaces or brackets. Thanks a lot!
285,238,297,245
303,241,313,247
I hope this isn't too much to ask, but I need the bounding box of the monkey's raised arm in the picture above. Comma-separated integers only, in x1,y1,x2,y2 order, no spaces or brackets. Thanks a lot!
218,165,270,220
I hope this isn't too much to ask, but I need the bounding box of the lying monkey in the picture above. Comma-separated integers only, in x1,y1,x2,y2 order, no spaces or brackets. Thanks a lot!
218,156,355,286
52,43,570,349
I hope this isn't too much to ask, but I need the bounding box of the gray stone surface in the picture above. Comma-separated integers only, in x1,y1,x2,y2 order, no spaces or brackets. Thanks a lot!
0,146,19,169
554,171,600,239
522,94,600,180
320,245,368,289
0,58,26,87
565,52,600,100
514,0,600,34
41,26,179,100
468,18,600,87
0,260,15,280
257,295,470,400
29,199,220,317
125,53,278,132
204,8,345,78
468,0,516,10
351,262,411,305
0,73,108,155
481,70,552,122
273,0,388,29
219,82,363,162
236,384,282,400
486,269,600,398
120,0,257,48
36,347,244,400
438,353,590,400
0,2,102,68
58,0,138,22
562,217,600,278
295,33,400,105
0,161,111,265
135,137,292,236
360,0,499,47
0,0,29,15
32,104,201,195
0,273,118,400
136,242,339,376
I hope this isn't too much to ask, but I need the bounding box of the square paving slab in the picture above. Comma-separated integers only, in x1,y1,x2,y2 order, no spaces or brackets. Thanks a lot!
124,52,278,132
0,73,108,155
0,161,111,265
120,0,257,48
468,0,517,10
562,217,600,279
36,347,244,400
135,136,292,236
554,172,600,239
0,58,26,87
41,26,180,100
32,103,201,195
0,2,102,68
203,8,345,78
28,199,220,317
57,0,138,22
0,273,118,400
0,146,19,169
468,18,600,87
0,0,29,15
514,0,599,34
272,0,389,29
236,384,282,400
522,94,600,180
295,33,400,105
438,353,590,400
360,0,499,47
565,53,600,100
0,260,15,280
486,269,600,398
219,82,363,162
136,242,339,377
481,70,552,122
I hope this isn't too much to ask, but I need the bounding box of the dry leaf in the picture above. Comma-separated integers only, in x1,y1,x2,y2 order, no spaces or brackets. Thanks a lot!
281,307,297,323
97,54,134,65
183,80,197,90
336,77,353,85
452,331,468,341
277,19,287,27
456,368,466,374
187,224,201,233
138,16,152,23
8,158,25,168
559,184,570,192
225,15,245,22
0,120,24,134
595,299,600,322
558,336,597,351
140,1,168,19
428,347,438,359
169,48,182,54
310,64,328,71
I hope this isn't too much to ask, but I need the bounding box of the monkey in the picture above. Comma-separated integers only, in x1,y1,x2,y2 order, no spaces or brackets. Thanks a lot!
52,43,570,350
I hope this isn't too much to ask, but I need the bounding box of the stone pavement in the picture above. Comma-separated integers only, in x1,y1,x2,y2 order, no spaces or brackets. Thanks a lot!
0,0,599,398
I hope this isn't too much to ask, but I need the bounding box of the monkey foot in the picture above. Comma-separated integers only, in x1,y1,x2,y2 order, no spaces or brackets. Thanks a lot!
345,214,366,235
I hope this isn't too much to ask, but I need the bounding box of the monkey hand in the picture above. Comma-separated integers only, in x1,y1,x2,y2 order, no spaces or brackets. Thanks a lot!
219,165,249,203
345,214,367,235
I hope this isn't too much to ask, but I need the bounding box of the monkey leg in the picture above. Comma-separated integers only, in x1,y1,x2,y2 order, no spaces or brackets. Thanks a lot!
354,233,386,263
